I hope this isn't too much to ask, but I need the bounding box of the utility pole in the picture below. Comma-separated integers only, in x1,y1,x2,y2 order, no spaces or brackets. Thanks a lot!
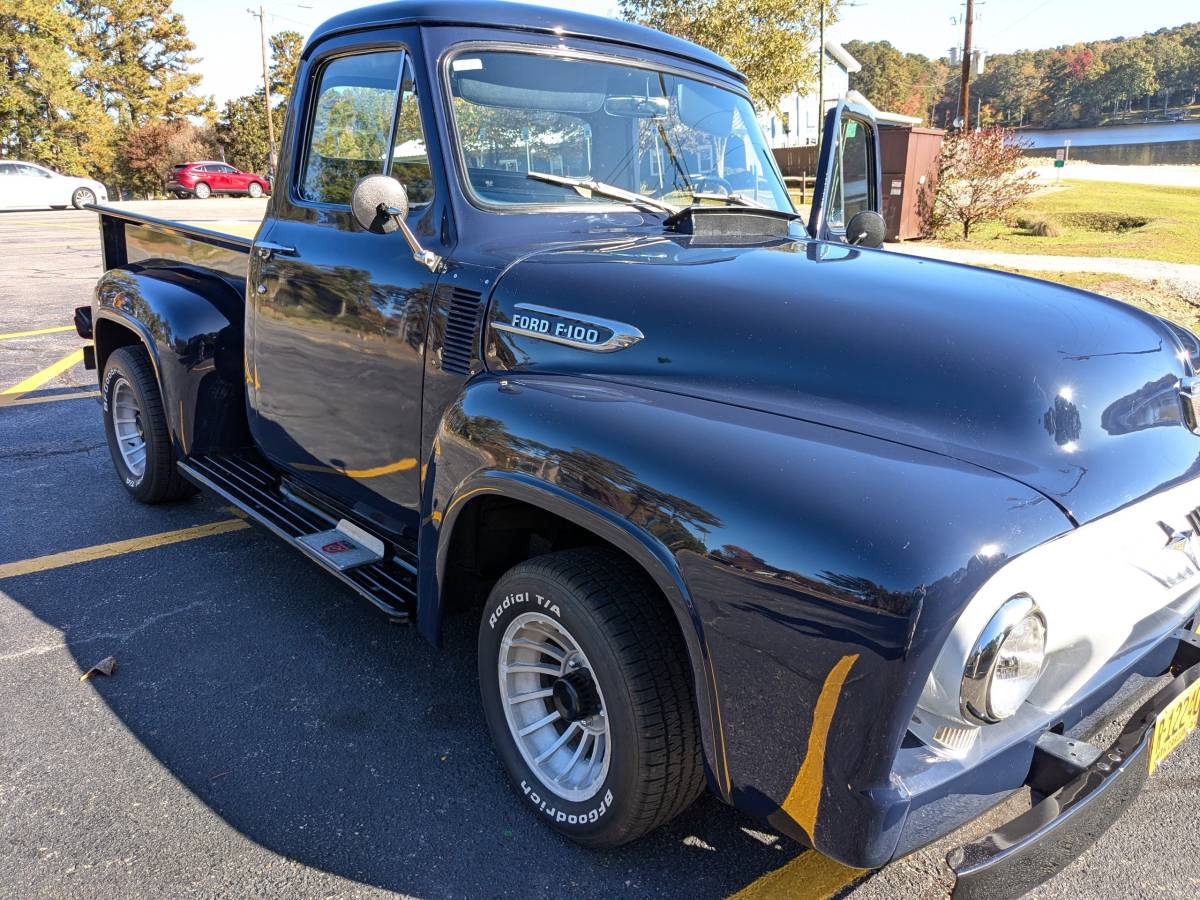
958,0,974,131
248,5,276,171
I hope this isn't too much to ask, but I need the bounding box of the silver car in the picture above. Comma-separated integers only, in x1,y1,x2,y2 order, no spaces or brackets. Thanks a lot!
0,160,109,210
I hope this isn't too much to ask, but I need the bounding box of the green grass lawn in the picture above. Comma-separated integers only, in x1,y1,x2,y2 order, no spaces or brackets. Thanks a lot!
931,179,1200,265
985,267,1200,332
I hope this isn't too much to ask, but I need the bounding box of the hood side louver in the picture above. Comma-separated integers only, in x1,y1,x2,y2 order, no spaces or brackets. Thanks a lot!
442,287,483,375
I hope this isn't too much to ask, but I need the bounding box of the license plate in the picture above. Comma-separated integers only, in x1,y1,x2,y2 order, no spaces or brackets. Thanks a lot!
1148,675,1200,775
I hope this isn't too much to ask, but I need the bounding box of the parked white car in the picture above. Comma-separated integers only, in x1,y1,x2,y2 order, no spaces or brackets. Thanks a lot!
0,160,108,210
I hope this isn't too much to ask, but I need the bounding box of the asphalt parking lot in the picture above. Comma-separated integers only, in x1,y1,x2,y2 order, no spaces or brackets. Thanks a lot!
2,199,1198,899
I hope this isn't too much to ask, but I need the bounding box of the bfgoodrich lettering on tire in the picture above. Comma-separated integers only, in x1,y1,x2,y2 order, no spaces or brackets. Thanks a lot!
478,547,703,848
101,345,194,504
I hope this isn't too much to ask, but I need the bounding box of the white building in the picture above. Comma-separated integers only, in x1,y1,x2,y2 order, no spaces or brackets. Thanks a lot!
759,40,862,148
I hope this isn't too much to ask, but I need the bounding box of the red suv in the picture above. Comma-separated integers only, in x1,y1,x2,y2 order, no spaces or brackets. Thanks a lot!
166,161,271,199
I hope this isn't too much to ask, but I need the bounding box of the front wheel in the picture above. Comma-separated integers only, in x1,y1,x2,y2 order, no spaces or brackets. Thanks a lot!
101,346,194,504
478,548,703,848
193,182,211,199
247,181,263,198
71,187,96,209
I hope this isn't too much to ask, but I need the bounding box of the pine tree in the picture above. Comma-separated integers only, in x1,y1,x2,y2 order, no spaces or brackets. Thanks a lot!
1,0,114,176
69,0,209,127
269,30,303,101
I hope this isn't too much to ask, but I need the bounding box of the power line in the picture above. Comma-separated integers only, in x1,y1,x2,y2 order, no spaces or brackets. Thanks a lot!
997,0,1057,35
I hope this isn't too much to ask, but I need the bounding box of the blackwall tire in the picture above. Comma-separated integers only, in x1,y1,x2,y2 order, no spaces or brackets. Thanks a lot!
478,547,703,848
101,346,195,504
193,182,211,199
71,187,96,209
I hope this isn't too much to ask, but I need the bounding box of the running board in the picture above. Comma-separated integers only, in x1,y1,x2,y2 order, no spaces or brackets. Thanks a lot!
178,451,416,622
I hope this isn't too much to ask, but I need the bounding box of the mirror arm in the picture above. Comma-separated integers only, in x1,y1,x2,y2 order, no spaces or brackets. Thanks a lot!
383,204,445,273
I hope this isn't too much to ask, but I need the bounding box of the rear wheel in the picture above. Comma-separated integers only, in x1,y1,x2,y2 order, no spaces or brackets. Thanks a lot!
478,548,703,848
101,346,194,504
193,182,211,199
71,187,96,209
248,181,263,198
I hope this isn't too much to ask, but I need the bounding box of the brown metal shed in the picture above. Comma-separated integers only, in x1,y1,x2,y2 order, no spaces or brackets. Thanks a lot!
878,125,944,242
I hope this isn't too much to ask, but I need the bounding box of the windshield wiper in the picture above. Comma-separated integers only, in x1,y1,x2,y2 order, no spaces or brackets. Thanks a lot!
526,171,680,215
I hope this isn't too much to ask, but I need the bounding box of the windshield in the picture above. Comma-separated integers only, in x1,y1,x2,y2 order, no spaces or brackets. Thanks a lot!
447,49,792,213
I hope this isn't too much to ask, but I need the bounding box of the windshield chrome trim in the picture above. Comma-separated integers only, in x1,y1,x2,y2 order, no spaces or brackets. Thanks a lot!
438,40,779,216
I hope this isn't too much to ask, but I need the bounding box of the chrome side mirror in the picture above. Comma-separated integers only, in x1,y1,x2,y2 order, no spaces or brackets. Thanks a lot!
350,175,442,272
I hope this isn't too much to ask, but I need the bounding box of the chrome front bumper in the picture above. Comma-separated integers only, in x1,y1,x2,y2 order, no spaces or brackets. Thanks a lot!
948,628,1200,900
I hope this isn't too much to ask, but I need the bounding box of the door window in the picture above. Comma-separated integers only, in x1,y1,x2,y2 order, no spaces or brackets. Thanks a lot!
388,56,433,206
827,117,872,229
300,51,404,205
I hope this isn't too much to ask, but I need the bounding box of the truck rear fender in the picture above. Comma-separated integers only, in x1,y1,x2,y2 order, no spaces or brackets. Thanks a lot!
93,266,250,456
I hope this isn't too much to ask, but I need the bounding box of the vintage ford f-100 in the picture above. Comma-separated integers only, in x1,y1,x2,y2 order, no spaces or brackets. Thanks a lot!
74,3,1200,896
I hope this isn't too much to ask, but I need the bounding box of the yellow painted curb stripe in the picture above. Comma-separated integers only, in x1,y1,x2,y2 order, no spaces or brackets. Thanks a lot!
782,654,859,840
1,348,84,397
292,457,417,479
728,851,866,900
0,390,99,408
0,519,250,580
0,325,75,340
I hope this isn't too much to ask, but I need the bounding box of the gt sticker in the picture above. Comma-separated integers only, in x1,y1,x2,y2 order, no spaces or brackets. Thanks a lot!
488,591,561,629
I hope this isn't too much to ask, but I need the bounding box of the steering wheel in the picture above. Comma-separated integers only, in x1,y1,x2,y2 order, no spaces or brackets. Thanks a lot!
690,174,734,196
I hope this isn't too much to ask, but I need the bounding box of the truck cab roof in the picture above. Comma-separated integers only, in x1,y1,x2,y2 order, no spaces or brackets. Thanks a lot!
304,0,745,83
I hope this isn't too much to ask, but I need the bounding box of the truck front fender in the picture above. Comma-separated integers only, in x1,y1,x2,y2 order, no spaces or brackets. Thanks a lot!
420,375,1073,864
420,377,731,795
93,265,249,456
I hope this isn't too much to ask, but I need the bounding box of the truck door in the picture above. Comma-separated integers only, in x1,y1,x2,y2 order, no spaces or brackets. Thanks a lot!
247,37,441,546
808,100,885,247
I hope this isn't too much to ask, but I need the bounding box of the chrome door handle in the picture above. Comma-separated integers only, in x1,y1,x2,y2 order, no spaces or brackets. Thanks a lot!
255,241,298,259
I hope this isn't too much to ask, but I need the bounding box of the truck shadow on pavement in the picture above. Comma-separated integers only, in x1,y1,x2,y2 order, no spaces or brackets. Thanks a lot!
7,481,802,897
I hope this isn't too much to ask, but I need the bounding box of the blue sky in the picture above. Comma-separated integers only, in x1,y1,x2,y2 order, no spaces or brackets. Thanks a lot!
177,0,1199,106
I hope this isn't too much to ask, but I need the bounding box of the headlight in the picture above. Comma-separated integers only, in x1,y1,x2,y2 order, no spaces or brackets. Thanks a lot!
960,594,1046,724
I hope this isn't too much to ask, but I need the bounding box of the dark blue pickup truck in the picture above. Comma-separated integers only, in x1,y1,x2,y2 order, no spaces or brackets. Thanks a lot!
75,3,1200,896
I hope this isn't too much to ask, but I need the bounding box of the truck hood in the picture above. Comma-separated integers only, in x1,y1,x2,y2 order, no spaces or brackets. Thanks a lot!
484,234,1200,524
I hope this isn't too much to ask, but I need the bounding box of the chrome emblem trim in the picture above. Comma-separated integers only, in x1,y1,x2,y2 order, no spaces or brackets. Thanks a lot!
492,303,644,353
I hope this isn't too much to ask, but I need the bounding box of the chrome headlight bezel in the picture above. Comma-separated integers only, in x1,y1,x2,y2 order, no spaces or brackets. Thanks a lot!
960,594,1047,725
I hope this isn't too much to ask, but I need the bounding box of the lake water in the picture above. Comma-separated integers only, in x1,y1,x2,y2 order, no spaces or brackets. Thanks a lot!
1019,122,1200,165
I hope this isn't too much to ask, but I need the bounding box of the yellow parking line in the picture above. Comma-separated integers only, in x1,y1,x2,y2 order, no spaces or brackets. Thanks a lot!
0,325,74,340
0,390,100,408
728,851,866,900
0,519,250,580
1,348,84,398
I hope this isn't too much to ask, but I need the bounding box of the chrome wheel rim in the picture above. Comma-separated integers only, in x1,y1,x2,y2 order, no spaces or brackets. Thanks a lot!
195,184,209,198
111,376,147,477
73,188,94,207
498,611,611,802
249,183,262,197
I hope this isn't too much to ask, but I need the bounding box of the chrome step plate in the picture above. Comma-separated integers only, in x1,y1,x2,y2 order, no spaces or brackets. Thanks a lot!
298,519,384,572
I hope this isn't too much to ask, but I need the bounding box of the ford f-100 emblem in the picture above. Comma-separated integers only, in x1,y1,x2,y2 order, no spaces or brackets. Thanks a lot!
493,303,644,353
